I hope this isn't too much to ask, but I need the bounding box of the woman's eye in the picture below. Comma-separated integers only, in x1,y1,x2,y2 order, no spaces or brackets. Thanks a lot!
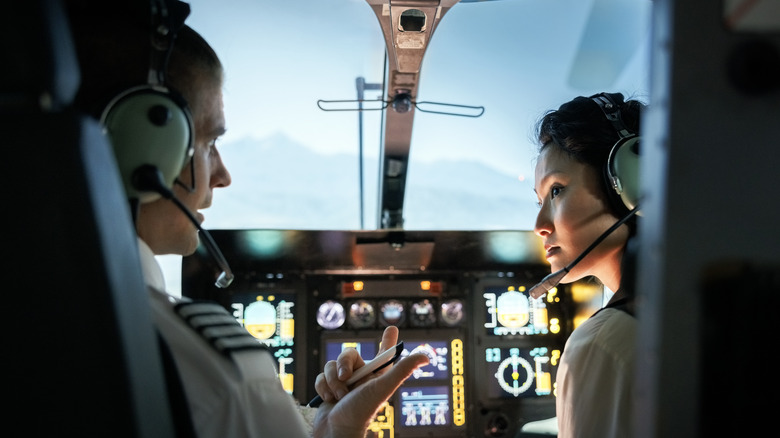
550,186,563,199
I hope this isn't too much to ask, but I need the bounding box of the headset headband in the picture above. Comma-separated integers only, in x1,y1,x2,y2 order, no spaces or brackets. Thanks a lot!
148,0,190,86
590,93,635,139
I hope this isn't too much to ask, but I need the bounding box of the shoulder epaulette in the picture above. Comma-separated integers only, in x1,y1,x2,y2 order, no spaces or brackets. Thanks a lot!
173,301,269,357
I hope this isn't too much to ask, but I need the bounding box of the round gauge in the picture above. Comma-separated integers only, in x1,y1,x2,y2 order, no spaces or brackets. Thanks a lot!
348,299,376,329
379,299,406,327
440,299,465,327
409,299,436,327
316,300,345,330
494,354,534,397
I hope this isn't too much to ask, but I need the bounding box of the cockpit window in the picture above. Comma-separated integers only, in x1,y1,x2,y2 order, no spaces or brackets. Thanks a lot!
186,0,650,232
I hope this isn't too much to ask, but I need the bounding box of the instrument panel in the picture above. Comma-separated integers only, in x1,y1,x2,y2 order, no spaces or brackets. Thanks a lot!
182,229,575,437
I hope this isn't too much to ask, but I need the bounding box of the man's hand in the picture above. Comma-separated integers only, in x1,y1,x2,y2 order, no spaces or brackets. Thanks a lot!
312,326,429,438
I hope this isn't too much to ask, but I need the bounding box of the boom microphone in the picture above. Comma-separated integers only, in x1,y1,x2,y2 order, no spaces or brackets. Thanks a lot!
133,164,234,288
528,205,639,299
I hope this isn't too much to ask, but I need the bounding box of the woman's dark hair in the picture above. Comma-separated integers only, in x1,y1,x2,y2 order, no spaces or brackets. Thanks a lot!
535,92,644,229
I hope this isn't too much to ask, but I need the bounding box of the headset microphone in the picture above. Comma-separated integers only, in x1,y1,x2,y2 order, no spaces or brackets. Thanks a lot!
134,165,234,288
528,205,639,299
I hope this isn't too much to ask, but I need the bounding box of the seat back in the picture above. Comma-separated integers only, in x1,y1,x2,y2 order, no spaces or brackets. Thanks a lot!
3,1,175,436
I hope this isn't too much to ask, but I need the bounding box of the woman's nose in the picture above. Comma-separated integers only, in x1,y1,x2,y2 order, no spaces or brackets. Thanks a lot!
534,206,552,238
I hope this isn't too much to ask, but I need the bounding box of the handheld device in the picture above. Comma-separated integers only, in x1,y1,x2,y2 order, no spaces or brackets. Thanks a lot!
307,341,404,407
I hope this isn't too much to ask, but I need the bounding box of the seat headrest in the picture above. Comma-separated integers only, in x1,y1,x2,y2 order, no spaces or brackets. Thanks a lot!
0,0,80,113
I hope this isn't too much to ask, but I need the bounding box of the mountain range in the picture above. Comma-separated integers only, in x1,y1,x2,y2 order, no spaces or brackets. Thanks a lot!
207,132,539,231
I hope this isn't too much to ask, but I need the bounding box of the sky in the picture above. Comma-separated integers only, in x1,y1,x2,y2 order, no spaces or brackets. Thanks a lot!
186,0,651,177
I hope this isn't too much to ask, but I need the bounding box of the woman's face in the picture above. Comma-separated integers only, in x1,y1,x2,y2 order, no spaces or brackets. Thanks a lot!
533,145,628,291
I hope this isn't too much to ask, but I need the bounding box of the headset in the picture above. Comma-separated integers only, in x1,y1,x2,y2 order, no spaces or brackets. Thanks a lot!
101,0,193,204
529,94,643,299
590,93,641,216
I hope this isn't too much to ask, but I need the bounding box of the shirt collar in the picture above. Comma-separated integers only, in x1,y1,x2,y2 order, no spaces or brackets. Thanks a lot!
137,237,167,291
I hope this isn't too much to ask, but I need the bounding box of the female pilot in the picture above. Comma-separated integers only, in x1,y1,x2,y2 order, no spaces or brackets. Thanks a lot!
533,92,644,437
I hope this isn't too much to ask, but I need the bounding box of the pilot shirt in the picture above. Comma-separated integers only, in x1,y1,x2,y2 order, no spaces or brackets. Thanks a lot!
139,238,315,437
555,304,637,438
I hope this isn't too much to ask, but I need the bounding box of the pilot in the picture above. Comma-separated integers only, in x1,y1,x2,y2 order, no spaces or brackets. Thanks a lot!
533,92,643,437
65,1,428,436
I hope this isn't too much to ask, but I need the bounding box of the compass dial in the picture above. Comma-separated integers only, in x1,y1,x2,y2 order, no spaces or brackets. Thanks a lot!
495,354,534,397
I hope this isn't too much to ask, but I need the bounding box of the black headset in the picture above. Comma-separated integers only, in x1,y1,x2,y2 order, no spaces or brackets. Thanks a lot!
590,93,641,216
101,0,193,204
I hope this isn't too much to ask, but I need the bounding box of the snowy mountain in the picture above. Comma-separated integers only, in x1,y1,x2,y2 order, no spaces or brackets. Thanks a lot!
206,132,539,231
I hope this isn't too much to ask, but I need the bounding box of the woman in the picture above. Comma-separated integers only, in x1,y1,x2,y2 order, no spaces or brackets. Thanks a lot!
533,92,644,437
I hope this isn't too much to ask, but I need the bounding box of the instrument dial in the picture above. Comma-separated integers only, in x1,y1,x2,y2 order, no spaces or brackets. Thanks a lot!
409,299,436,327
379,299,406,327
495,354,534,397
348,299,376,329
316,300,345,330
440,299,465,326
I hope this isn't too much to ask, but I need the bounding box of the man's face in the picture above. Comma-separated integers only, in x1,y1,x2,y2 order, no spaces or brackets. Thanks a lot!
136,79,231,255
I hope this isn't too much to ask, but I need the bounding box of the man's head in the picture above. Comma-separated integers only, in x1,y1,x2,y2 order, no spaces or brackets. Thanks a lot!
136,24,231,256
68,2,231,256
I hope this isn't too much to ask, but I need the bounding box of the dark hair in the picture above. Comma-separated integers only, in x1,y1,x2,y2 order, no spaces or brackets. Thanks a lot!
166,25,223,115
66,3,222,118
535,92,644,225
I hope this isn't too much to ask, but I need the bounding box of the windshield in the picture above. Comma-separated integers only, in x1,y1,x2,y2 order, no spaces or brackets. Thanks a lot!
160,0,651,294
186,0,650,231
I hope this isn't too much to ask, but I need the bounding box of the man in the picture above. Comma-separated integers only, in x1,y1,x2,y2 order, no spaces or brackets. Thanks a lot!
66,1,428,436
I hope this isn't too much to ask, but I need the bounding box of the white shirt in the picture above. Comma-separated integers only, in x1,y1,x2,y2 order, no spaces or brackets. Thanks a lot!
556,307,637,438
138,239,314,437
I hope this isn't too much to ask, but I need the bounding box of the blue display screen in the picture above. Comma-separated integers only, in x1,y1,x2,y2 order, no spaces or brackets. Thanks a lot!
399,385,451,427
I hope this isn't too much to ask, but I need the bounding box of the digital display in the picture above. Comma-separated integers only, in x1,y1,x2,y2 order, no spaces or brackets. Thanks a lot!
230,293,296,394
484,346,560,399
323,339,378,363
400,340,450,380
399,386,451,427
483,285,561,336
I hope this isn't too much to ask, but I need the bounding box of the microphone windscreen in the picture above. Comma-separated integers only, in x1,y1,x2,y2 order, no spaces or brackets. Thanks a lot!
528,269,567,299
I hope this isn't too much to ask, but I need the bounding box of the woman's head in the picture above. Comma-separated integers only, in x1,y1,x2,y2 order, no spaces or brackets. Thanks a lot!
533,92,643,291
535,92,642,219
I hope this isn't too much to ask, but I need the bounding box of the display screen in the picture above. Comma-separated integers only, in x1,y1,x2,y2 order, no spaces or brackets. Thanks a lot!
484,346,559,399
400,340,450,380
323,339,378,363
483,285,561,336
230,292,296,393
399,385,451,427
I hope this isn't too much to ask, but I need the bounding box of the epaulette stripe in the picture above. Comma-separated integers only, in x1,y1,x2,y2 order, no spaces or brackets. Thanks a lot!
172,301,269,358
188,314,239,329
213,336,270,353
202,324,252,339
175,302,231,318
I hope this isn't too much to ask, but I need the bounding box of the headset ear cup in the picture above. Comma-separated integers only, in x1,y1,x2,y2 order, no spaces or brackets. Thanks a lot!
102,86,193,203
607,136,641,215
